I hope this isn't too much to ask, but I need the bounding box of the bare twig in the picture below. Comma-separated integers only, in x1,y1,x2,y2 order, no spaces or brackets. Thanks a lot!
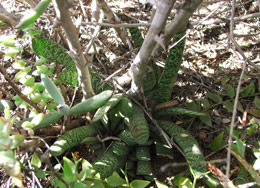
209,163,236,188
96,0,132,48
153,100,179,112
81,21,151,28
85,11,104,54
79,0,87,18
192,12,260,25
225,0,249,187
0,64,42,113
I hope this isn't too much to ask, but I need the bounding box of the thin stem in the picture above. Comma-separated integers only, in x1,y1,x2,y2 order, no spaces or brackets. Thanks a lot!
0,64,42,113
225,0,248,187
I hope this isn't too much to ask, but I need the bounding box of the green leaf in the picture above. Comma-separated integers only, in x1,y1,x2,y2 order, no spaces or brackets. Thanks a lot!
207,132,226,152
106,172,126,187
233,136,245,158
254,97,260,109
12,60,25,69
10,135,25,149
130,180,150,188
206,92,222,103
201,99,210,109
186,100,200,112
4,48,21,60
35,58,48,66
0,100,14,112
240,82,255,97
35,170,46,179
79,159,95,180
71,181,87,188
6,160,23,188
223,100,243,113
41,74,65,105
226,127,243,138
91,180,105,188
0,150,15,167
52,179,67,188
178,177,193,188
31,113,44,126
223,100,234,113
246,117,259,135
20,76,35,86
0,35,16,47
31,152,41,168
155,180,169,188
93,93,124,122
63,157,75,182
173,173,184,186
225,84,235,99
199,112,212,126
221,75,230,86
0,138,13,150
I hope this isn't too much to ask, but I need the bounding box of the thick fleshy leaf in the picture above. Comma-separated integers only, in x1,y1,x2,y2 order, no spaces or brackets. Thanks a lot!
207,132,226,152
6,160,23,188
63,157,75,182
155,180,169,188
206,92,222,103
106,172,126,187
31,152,41,168
79,159,95,180
233,136,245,158
130,180,150,188
178,177,193,188
199,112,212,126
254,97,260,109
41,74,65,105
225,84,235,99
10,135,25,149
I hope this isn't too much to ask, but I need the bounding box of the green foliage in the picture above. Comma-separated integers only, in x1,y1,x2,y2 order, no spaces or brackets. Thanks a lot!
50,124,98,156
93,147,126,179
136,160,152,176
154,31,186,104
32,37,77,71
129,27,144,48
49,155,150,188
207,132,226,152
158,120,207,180
32,36,112,93
0,100,14,112
153,107,205,118
93,93,124,122
111,141,131,156
126,104,150,145
16,0,51,30
69,90,113,115
0,108,25,187
41,74,65,105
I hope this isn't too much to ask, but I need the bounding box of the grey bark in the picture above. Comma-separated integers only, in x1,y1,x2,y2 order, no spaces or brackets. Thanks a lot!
0,3,20,26
117,0,203,98
53,0,95,99
152,0,203,57
120,0,175,97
